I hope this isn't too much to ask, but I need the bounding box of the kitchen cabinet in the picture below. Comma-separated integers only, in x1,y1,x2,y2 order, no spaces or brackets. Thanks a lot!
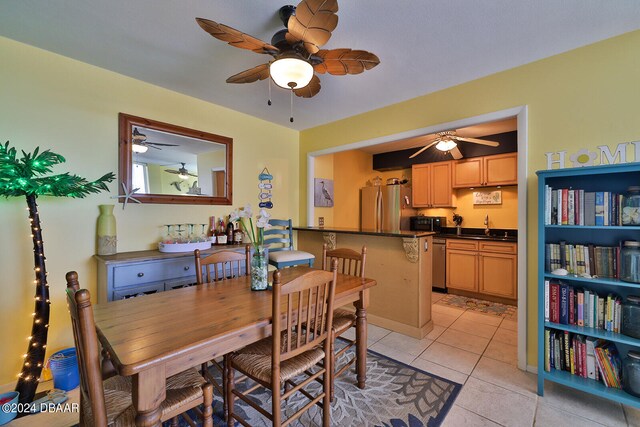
412,161,453,208
452,152,517,188
446,239,517,300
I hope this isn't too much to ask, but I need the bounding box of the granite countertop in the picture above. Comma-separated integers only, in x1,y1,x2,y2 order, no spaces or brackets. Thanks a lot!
436,227,518,242
293,226,434,238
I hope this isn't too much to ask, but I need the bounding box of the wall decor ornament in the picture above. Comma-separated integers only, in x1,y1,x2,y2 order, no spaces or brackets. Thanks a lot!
0,141,114,410
314,178,334,207
473,190,502,205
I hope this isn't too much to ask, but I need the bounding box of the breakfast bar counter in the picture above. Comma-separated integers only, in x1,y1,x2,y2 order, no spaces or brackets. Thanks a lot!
295,226,435,338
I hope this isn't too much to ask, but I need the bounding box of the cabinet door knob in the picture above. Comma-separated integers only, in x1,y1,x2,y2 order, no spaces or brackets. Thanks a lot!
137,272,144,277
184,266,190,271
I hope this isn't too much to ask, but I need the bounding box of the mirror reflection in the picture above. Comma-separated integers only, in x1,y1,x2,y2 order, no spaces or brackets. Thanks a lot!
118,113,233,205
131,126,226,197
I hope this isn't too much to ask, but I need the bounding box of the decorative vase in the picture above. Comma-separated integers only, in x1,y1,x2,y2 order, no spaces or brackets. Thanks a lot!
97,204,117,255
251,245,268,291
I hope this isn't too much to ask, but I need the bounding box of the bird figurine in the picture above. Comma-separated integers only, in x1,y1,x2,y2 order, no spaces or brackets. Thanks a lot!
170,181,183,191
320,181,333,206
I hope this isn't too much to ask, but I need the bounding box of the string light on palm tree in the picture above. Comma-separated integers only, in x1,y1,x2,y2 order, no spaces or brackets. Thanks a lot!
0,141,114,410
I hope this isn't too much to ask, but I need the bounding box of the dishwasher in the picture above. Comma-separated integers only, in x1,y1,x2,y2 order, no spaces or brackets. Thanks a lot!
432,238,446,292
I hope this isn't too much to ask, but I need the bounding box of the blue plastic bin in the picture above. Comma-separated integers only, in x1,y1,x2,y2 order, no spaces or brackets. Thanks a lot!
0,391,19,425
49,348,79,391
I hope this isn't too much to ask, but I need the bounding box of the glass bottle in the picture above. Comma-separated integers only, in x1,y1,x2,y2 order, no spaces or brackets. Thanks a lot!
226,219,234,245
233,223,244,244
622,186,640,225
621,241,640,283
216,219,227,245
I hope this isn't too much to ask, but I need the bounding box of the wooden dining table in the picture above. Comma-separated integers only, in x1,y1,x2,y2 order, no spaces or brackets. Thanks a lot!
92,266,376,427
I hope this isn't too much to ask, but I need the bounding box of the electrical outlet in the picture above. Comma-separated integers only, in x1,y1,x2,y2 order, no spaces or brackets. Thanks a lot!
318,217,324,227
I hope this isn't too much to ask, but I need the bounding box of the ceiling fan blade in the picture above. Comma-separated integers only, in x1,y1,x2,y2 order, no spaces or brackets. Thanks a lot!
450,146,463,160
285,0,339,54
146,142,179,147
409,140,439,159
187,172,198,178
226,63,270,84
313,49,380,75
164,169,179,174
293,74,321,98
455,136,500,147
195,18,279,54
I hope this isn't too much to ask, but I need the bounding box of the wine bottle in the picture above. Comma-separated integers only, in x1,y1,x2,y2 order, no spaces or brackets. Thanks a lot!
216,219,227,245
226,219,234,245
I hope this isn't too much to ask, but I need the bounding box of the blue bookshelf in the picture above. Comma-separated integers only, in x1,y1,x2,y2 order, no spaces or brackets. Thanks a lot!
537,163,640,409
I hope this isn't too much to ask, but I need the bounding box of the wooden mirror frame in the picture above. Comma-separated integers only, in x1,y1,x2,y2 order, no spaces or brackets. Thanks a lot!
118,113,233,205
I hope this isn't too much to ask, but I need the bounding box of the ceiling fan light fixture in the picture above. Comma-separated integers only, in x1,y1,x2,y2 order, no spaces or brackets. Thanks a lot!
269,54,314,89
178,173,189,180
132,143,148,154
435,139,457,152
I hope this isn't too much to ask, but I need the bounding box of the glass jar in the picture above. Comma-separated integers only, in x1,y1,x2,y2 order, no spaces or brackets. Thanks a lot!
622,296,640,339
622,186,640,225
622,351,640,397
621,241,640,283
250,245,268,291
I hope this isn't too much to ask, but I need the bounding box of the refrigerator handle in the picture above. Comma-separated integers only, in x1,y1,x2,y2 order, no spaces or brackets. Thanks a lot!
376,189,383,231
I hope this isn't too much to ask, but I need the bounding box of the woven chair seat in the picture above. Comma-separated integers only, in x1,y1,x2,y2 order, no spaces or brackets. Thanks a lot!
231,333,324,385
83,367,206,426
333,308,356,333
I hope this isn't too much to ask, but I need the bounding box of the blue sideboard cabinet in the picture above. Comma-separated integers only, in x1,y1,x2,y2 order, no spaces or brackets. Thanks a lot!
537,163,640,408
95,245,248,303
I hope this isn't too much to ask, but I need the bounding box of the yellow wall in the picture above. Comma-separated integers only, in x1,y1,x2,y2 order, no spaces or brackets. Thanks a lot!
0,37,299,384
420,186,518,229
300,30,640,367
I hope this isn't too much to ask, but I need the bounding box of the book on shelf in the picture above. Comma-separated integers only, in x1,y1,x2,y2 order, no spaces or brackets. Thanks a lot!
544,186,625,226
545,241,619,278
544,330,620,388
544,279,622,332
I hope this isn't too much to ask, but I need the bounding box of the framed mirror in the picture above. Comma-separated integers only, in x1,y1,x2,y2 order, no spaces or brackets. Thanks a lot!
118,113,232,205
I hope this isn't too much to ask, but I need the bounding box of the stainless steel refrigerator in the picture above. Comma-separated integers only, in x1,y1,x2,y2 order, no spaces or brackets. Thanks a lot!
360,185,416,232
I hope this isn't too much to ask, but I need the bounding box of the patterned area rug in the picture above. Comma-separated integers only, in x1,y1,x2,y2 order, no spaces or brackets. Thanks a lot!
172,342,461,427
437,294,516,319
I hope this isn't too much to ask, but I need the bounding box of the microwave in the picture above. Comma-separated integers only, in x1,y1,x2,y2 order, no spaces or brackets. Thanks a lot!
409,216,446,232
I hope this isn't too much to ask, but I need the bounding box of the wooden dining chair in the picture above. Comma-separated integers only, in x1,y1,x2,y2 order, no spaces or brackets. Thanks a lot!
226,261,338,427
194,246,251,284
193,246,251,413
263,218,315,268
65,271,213,427
322,243,367,401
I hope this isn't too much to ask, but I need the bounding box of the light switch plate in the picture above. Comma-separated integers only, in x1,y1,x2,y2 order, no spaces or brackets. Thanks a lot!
318,217,324,227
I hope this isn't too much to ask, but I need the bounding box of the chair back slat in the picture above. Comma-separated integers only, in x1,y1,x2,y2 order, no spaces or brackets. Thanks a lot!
65,272,108,427
263,219,295,252
322,245,367,278
271,260,337,369
195,246,251,284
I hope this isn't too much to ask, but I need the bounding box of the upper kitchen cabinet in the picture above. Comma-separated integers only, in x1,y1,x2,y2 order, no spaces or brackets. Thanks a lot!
412,161,453,208
452,152,517,188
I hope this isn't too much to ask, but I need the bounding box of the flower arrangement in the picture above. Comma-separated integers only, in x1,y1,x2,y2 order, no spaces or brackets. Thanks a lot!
229,204,272,250
229,204,272,290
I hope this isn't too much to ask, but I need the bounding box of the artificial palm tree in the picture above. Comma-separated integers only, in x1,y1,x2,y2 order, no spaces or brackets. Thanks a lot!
0,141,114,406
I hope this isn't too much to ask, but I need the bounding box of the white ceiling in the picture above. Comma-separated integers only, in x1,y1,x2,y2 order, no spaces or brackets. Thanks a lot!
1,1,639,131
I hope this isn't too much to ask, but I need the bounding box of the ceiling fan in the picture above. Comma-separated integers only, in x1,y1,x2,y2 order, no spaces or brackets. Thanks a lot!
409,131,500,160
195,0,380,120
165,163,197,180
131,128,179,153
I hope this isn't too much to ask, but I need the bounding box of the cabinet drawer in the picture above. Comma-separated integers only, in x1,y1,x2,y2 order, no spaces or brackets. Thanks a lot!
165,277,198,291
112,282,165,300
113,259,195,288
479,241,517,254
446,239,479,251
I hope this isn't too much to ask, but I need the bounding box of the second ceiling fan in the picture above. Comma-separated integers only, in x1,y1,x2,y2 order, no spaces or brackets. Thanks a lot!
409,131,500,159
196,0,380,105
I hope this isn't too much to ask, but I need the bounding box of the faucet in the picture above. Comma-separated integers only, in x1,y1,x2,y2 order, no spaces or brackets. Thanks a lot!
484,215,491,236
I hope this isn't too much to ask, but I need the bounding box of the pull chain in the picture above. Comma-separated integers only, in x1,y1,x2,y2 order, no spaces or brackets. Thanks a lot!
290,89,294,123
267,78,272,106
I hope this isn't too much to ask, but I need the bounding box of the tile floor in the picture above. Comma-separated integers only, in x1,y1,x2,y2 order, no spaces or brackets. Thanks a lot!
341,292,640,426
5,292,640,426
